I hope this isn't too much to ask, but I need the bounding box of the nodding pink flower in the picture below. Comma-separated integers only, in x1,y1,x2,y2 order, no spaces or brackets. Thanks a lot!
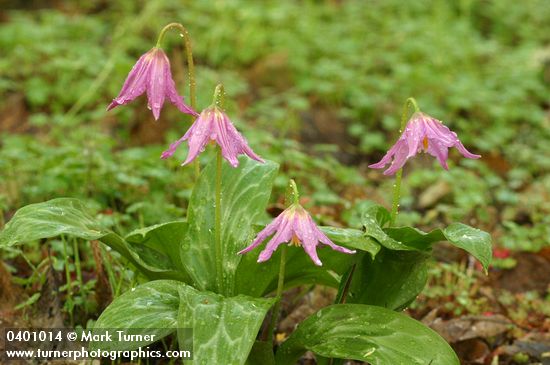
161,106,263,167
107,47,197,120
369,112,480,175
238,204,356,266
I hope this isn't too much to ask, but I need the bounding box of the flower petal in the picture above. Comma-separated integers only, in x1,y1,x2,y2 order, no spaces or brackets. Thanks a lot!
427,139,449,170
257,215,294,263
146,49,170,120
293,211,324,266
454,140,481,159
214,111,263,167
369,140,402,169
313,220,356,254
182,110,214,166
238,214,284,255
108,49,153,110
383,140,409,175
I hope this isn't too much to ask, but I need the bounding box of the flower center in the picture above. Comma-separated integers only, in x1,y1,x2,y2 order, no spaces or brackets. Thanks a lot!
290,234,302,247
423,136,429,151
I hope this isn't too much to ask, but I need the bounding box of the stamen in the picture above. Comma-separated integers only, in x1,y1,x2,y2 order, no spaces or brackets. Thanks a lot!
423,136,429,150
290,234,302,247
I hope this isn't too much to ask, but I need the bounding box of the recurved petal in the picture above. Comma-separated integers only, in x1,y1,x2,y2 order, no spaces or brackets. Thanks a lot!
405,115,427,157
427,139,450,170
369,142,400,169
182,110,214,166
164,61,197,117
293,211,324,266
257,215,294,263
146,49,169,120
168,91,198,117
107,49,153,110
161,135,186,159
214,112,241,167
454,140,481,159
238,213,285,255
314,219,356,254
383,140,410,175
424,118,457,146
214,112,263,167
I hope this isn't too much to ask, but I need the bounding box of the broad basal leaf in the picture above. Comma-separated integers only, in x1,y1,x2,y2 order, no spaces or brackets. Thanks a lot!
276,304,459,365
0,198,104,245
125,221,188,273
0,198,186,280
177,284,274,364
92,280,181,351
183,157,278,295
93,280,273,365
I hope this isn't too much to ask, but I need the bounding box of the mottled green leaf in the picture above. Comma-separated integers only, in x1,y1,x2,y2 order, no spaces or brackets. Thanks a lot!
177,285,274,364
92,280,181,351
183,157,278,295
125,221,188,273
93,280,273,364
276,304,459,365
0,198,186,280
0,198,105,245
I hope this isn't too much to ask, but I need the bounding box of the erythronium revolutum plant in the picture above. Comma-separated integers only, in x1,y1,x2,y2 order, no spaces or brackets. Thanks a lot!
0,24,492,365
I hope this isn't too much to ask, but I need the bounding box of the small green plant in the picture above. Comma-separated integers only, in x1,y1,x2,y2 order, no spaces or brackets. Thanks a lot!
0,21,492,364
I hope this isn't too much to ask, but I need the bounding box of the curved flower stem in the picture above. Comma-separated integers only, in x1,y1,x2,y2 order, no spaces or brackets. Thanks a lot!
156,22,200,178
390,97,420,226
267,245,287,344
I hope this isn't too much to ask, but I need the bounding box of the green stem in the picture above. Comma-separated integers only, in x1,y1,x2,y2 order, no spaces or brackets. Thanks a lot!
215,147,223,293
156,22,200,178
213,83,226,294
389,97,420,226
61,236,74,326
72,238,83,285
267,245,287,343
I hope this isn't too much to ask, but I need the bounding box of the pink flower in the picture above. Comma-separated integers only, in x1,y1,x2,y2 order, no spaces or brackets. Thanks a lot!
238,204,356,266
161,106,263,167
107,47,197,120
369,112,480,175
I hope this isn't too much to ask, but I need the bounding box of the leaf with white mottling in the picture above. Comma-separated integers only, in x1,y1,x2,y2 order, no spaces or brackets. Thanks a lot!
92,280,181,350
125,221,189,275
0,198,186,280
276,304,459,365
177,285,274,364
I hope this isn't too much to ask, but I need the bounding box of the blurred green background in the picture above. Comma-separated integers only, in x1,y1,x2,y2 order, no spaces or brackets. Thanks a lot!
1,0,549,252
